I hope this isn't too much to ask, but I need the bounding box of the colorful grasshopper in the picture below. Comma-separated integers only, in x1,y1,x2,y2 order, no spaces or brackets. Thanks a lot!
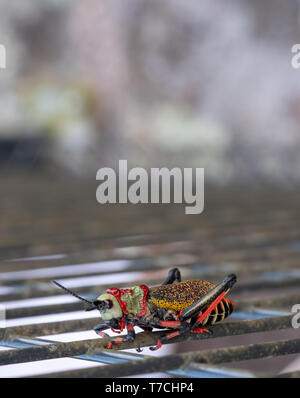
53,268,236,350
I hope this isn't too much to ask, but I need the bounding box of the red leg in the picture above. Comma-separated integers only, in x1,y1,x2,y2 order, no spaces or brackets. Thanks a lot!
150,329,182,351
157,320,182,329
105,323,136,349
191,327,212,334
98,331,110,338
179,274,236,322
149,319,190,351
191,291,227,332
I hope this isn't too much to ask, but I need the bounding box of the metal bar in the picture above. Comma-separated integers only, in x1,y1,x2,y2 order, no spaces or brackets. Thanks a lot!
169,362,259,378
236,293,300,311
35,337,300,378
2,270,300,303
276,370,300,378
0,318,98,340
233,278,300,293
0,315,293,366
0,293,293,339
5,302,83,319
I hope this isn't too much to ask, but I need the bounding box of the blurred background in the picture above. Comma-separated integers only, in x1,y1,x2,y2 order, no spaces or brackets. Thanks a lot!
1,0,300,184
1,0,300,378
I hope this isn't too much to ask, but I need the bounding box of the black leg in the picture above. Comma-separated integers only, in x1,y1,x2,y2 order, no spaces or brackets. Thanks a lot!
149,323,190,351
161,267,182,285
140,326,153,332
135,326,153,352
94,322,110,338
106,323,136,349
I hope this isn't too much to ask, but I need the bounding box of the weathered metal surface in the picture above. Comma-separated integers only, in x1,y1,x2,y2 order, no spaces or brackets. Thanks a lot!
0,315,294,366
1,174,300,377
36,338,300,378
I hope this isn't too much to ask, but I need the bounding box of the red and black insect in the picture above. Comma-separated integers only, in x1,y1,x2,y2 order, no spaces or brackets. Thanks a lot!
53,268,236,351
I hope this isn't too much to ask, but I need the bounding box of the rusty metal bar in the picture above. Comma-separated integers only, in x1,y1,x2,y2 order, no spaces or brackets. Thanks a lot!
2,254,300,291
236,293,300,311
1,274,300,304
0,292,294,341
233,278,300,293
0,317,98,340
36,337,300,378
276,370,300,378
0,315,293,366
5,302,83,319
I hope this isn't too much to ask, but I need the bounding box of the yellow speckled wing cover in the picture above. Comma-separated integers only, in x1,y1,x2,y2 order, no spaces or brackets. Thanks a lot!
148,280,215,312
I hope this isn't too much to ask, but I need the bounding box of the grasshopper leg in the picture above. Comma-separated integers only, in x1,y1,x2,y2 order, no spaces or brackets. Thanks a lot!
161,268,182,285
148,318,190,351
94,322,110,338
149,322,190,351
179,274,237,322
106,323,136,349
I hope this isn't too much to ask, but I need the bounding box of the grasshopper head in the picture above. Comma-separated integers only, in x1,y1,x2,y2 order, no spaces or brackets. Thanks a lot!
92,293,123,321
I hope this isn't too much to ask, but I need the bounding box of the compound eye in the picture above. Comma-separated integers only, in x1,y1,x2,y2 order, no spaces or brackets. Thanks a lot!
93,299,112,311
105,299,113,309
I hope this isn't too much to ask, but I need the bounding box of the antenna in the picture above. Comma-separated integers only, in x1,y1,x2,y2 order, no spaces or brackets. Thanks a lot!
52,280,93,306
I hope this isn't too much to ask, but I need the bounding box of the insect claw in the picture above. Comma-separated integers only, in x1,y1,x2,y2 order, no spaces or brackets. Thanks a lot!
191,327,212,335
106,341,113,349
149,340,162,351
96,331,110,338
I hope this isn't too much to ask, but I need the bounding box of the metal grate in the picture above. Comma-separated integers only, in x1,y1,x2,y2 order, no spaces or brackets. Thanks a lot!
1,178,300,378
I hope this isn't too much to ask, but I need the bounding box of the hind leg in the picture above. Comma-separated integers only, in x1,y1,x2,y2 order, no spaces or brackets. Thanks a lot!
161,268,182,285
190,291,228,332
148,319,190,351
106,323,136,349
179,274,236,322
146,274,237,351
93,322,110,338
183,274,237,332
